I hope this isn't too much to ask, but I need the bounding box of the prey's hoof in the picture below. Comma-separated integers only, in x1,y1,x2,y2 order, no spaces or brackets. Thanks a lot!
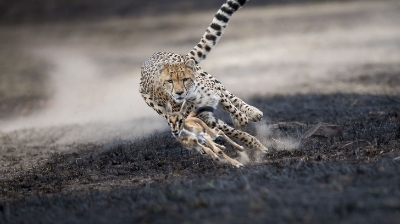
236,146,245,152
234,162,244,168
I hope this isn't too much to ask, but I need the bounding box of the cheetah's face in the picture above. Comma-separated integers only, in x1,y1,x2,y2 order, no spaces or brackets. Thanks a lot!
158,59,196,103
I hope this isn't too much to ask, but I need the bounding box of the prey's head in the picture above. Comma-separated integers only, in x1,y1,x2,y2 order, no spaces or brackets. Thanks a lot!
167,113,184,137
165,101,188,137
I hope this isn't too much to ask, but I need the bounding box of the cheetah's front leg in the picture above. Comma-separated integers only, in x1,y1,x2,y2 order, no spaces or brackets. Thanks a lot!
221,89,263,126
218,95,249,127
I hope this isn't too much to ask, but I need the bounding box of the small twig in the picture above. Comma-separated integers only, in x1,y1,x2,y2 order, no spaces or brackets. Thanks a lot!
339,139,373,149
271,138,288,150
339,141,355,149
270,122,307,129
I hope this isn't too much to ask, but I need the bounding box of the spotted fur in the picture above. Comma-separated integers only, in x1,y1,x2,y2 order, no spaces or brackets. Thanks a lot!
139,0,267,152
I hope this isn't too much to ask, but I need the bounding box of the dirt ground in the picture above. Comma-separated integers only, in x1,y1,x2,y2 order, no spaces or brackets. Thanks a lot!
1,0,400,223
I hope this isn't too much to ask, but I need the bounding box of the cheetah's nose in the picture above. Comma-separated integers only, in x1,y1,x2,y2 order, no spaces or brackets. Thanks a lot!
175,90,184,96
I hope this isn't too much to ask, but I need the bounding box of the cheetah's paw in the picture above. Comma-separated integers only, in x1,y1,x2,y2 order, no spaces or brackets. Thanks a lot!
246,105,263,122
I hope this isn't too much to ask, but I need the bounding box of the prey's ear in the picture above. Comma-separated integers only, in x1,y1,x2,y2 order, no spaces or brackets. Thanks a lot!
185,59,195,70
165,101,173,114
179,100,188,114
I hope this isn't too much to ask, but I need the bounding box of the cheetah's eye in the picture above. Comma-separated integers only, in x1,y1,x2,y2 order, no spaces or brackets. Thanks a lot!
166,80,173,84
183,78,189,82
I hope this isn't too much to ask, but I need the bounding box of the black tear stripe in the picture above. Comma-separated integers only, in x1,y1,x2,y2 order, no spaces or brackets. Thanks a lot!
185,0,249,64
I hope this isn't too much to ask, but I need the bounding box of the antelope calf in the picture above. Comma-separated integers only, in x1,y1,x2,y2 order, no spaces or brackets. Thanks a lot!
165,101,244,168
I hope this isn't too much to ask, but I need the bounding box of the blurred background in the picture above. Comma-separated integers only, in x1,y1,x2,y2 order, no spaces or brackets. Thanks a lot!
0,0,399,144
0,0,354,23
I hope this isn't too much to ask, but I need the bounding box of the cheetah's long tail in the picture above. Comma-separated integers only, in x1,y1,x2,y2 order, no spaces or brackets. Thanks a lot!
186,0,249,64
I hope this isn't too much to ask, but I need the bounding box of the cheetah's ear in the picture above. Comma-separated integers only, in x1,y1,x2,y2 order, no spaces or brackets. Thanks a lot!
165,101,173,114
185,59,196,70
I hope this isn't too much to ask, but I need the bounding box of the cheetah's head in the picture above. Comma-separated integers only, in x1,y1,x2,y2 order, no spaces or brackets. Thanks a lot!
157,59,196,103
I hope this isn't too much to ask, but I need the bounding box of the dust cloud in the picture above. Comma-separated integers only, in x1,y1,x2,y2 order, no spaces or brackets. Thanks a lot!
255,122,301,152
0,46,166,144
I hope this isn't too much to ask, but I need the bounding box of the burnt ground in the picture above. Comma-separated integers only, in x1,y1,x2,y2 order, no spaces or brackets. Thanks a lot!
1,91,400,223
1,0,400,223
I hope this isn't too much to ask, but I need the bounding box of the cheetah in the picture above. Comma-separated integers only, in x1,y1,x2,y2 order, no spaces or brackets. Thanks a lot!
165,101,244,168
140,0,268,152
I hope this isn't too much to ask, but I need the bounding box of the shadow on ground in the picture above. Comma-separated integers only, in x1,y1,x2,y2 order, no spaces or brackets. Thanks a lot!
1,92,399,224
